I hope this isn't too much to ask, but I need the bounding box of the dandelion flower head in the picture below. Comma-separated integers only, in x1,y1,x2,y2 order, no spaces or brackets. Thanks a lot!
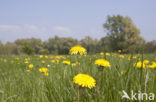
29,64,33,68
69,45,87,55
94,59,111,67
73,74,96,89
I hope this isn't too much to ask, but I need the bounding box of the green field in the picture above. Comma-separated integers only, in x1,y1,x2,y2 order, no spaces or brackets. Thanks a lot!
0,53,156,102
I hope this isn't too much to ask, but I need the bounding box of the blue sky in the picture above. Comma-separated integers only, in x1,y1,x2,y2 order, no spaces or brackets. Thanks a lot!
0,0,156,43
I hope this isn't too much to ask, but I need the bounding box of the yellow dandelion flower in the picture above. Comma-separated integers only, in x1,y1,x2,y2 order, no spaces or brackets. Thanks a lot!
72,63,76,66
25,61,29,64
135,61,146,69
69,45,87,55
44,72,49,76
51,60,55,63
39,67,48,73
45,56,48,59
143,60,149,64
28,64,33,68
62,60,70,65
148,62,156,69
72,62,80,66
105,53,110,56
119,55,125,58
40,55,43,58
118,50,121,53
73,74,96,89
75,62,80,65
26,70,31,72
100,52,104,55
42,61,45,64
128,57,131,60
121,71,126,75
94,59,111,67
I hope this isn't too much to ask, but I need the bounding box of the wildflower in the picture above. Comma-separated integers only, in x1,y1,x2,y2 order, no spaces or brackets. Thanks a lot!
56,60,59,64
72,62,80,66
105,53,110,56
42,61,45,64
143,60,149,64
118,50,121,53
119,55,125,58
75,62,80,65
128,57,131,60
148,62,156,69
39,67,48,73
72,63,76,66
62,60,70,65
29,64,33,68
100,52,104,55
135,61,146,69
69,45,87,55
26,70,31,72
121,71,126,75
25,61,29,64
73,74,96,89
94,59,111,67
47,64,50,67
40,55,43,58
44,72,49,76
51,60,55,63
45,56,48,59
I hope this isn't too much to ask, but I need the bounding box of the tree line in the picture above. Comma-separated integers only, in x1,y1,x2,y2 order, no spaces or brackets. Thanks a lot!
0,15,156,55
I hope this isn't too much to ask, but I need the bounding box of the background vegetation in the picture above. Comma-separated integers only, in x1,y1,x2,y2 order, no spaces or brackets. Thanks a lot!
0,15,156,55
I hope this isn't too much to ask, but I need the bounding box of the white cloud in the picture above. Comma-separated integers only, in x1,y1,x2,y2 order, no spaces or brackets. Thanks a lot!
53,26,72,33
0,24,74,43
24,24,38,31
0,25,21,31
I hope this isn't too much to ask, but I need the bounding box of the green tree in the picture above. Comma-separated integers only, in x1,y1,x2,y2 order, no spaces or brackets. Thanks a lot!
15,38,43,54
99,37,111,52
145,40,156,53
80,36,100,54
22,44,34,55
45,36,78,54
38,49,49,55
103,15,144,53
0,41,4,55
4,42,20,55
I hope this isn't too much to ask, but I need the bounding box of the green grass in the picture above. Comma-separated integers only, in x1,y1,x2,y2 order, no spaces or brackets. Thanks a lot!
0,54,156,102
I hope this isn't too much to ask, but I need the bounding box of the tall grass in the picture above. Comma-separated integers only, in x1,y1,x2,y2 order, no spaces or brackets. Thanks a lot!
0,54,156,102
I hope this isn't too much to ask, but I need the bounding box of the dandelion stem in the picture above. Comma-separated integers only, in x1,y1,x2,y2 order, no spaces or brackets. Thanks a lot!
78,86,82,102
77,55,80,74
97,67,103,100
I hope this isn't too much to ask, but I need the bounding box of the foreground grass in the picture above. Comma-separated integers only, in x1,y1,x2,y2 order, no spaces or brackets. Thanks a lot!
0,54,156,102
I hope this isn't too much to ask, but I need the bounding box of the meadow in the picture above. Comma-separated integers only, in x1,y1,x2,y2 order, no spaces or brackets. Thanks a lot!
0,49,156,102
